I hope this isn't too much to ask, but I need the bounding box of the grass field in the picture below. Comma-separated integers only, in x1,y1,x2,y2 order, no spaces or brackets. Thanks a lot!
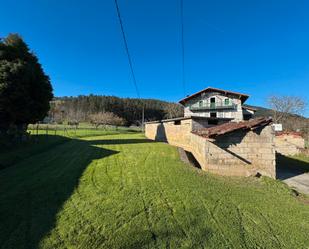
0,127,139,170
27,123,141,138
0,130,309,248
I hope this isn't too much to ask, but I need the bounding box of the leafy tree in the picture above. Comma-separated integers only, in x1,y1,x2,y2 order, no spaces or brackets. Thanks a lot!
0,33,53,133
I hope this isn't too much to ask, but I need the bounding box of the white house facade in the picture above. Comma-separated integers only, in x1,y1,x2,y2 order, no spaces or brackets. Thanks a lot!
179,87,255,123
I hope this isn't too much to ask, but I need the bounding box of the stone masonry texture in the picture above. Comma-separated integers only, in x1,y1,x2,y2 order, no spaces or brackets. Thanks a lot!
145,119,276,178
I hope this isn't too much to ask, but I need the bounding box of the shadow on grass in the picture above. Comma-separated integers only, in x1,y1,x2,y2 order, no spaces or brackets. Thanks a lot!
276,153,309,180
0,135,119,249
88,138,153,145
0,135,69,170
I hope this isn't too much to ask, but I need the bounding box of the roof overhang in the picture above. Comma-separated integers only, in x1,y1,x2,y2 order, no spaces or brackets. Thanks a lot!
144,116,192,124
145,116,233,124
192,117,272,138
179,87,249,105
242,106,257,112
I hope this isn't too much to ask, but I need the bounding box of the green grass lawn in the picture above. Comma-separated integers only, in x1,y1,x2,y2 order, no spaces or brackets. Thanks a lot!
0,131,309,248
0,127,139,170
293,153,309,167
29,128,140,139
27,124,140,138
277,153,309,173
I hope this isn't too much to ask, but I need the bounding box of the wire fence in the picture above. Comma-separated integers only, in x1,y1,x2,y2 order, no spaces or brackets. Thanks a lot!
27,123,142,138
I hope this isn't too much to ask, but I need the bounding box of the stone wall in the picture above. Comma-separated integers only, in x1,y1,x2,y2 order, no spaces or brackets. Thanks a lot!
145,119,193,150
145,119,276,178
204,126,275,178
274,132,305,156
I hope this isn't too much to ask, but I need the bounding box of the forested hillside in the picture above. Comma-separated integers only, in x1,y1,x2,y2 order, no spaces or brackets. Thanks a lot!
49,96,307,136
50,95,183,125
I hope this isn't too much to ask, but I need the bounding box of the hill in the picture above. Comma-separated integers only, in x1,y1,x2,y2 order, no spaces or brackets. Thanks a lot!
51,95,183,126
244,104,308,136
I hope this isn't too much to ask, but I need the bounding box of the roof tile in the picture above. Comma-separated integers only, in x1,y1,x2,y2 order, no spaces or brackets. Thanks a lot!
192,117,272,138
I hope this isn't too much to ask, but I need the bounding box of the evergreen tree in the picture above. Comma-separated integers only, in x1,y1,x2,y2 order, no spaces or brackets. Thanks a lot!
0,33,53,133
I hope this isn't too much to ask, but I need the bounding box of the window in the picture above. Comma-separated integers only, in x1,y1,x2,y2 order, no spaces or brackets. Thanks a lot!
199,100,203,107
224,99,230,105
210,97,216,108
210,112,217,118
174,120,181,125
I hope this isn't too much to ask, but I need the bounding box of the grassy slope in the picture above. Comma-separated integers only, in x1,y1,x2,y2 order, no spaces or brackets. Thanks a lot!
0,132,309,249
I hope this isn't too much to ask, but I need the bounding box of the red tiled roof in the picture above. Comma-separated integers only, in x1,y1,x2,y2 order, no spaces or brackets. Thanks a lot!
192,117,272,138
275,131,303,138
179,87,249,105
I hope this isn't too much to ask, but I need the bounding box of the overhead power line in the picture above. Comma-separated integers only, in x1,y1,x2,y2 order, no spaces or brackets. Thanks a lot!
180,0,186,97
114,0,144,131
114,0,140,98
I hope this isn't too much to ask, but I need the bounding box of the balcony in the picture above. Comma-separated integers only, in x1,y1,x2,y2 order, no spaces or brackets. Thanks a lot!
189,102,237,111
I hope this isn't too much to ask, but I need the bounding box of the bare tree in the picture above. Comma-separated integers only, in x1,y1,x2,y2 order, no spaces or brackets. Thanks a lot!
164,103,184,119
89,112,125,129
268,95,306,123
49,100,66,124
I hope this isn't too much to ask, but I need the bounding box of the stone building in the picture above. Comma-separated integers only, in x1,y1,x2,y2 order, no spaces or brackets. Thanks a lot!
145,87,277,178
179,87,256,122
145,117,276,178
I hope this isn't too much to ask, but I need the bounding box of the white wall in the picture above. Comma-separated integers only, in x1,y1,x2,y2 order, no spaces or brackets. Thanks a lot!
183,92,243,121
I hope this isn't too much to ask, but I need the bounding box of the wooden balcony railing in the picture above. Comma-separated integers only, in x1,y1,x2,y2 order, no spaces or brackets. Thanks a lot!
190,102,237,111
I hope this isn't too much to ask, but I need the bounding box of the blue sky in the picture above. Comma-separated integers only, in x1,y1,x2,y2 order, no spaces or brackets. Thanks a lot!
1,0,309,115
